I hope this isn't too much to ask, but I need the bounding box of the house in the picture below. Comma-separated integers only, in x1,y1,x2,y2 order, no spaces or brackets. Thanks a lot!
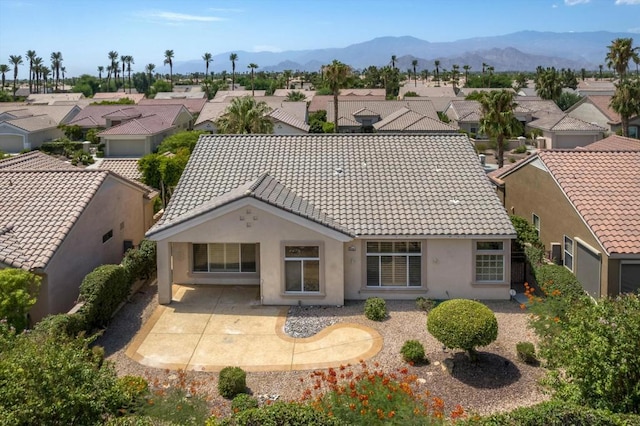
26,92,85,105
372,107,457,133
212,90,267,102
308,94,387,113
576,80,616,97
578,134,640,151
145,134,516,307
0,151,158,322
194,98,308,134
489,150,640,297
0,104,82,152
272,89,315,101
566,95,640,138
526,113,605,149
325,99,442,133
67,104,193,157
92,92,146,104
138,98,207,116
398,85,457,98
154,91,207,100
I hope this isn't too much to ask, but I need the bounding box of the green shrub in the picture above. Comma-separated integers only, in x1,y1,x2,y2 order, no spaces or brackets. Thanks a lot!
0,268,41,332
211,401,341,426
510,215,541,251
364,297,387,321
516,341,538,365
78,264,131,329
461,400,640,425
33,312,87,337
415,296,437,312
513,144,528,154
105,416,176,425
475,142,488,153
136,387,210,425
122,240,157,283
231,394,258,413
218,367,247,399
118,376,150,412
427,299,498,360
401,340,427,364
40,140,84,156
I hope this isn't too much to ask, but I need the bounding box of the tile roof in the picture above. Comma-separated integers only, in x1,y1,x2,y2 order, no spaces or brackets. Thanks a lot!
148,134,515,238
98,114,172,136
528,114,606,132
579,134,640,151
195,99,307,128
212,90,266,102
308,95,387,113
154,91,206,100
581,95,630,123
92,92,146,103
326,100,438,123
139,98,207,114
267,108,310,132
398,86,457,97
0,170,109,269
90,158,142,180
0,151,76,170
272,89,315,100
447,100,482,122
514,99,563,115
0,105,80,124
2,114,59,132
538,150,640,254
373,108,457,132
68,104,187,128
26,93,84,105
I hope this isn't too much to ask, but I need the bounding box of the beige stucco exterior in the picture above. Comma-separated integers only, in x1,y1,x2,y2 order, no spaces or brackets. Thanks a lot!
152,199,512,306
527,127,602,149
28,175,153,322
0,123,64,153
498,159,631,296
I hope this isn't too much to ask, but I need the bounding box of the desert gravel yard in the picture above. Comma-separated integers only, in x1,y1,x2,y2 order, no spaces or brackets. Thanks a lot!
97,280,549,418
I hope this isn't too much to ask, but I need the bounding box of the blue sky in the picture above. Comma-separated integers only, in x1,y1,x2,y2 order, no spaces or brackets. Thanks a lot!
0,0,638,76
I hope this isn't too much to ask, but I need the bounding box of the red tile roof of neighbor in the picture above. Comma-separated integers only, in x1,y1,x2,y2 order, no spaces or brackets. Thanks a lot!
538,150,640,255
68,104,187,128
579,134,640,151
138,98,207,114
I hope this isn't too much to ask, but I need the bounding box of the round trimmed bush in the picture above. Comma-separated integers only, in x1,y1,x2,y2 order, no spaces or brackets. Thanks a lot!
364,297,387,321
218,366,247,399
400,340,427,363
427,299,498,360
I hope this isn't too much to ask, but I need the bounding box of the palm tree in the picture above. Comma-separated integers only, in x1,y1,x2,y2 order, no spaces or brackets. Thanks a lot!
163,49,174,91
324,60,351,133
580,68,586,81
61,66,66,90
203,52,212,78
434,60,440,87
97,65,104,89
479,90,522,168
487,66,495,88
610,79,640,137
598,64,604,81
41,66,50,94
391,55,397,70
248,63,258,96
0,64,10,91
452,64,460,91
120,54,127,89
229,53,238,91
411,59,418,87
145,63,155,86
285,91,306,102
50,51,62,91
215,96,273,134
606,37,639,80
32,57,42,93
108,51,118,92
26,50,36,94
283,69,292,90
9,55,23,100
482,62,488,86
463,65,471,86
535,67,562,101
125,56,134,94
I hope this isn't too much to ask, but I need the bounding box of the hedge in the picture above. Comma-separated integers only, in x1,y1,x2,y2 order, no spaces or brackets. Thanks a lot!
122,240,157,283
40,140,85,155
209,401,343,426
78,264,131,329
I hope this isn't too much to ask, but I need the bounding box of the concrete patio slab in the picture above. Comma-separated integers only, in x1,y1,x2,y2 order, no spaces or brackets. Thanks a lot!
126,285,383,372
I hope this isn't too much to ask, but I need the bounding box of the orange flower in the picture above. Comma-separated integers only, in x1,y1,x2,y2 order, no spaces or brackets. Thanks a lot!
520,303,526,310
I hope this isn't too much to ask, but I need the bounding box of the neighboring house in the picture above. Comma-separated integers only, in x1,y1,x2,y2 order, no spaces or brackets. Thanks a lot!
272,89,315,101
26,93,85,105
154,91,206,100
267,108,310,134
92,92,146,104
578,134,640,151
67,104,193,157
398,85,456,98
212,90,267,102
489,150,640,297
0,105,82,152
566,95,640,138
0,151,158,322
526,113,605,149
325,99,441,133
308,94,387,113
138,98,207,116
194,98,308,133
576,80,616,97
458,87,516,97
444,100,483,134
372,107,458,133
146,134,516,307
88,158,143,181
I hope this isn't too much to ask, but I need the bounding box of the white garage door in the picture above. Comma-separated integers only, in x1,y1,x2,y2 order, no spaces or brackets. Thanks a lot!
108,140,146,157
0,134,24,153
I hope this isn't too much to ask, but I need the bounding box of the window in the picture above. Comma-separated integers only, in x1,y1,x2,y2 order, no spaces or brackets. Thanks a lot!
366,241,421,287
102,230,113,243
475,241,505,282
564,236,574,271
532,214,540,238
628,126,638,139
284,246,320,292
192,243,257,273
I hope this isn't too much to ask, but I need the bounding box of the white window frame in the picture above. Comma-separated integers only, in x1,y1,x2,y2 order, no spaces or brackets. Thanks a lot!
366,241,422,287
564,235,574,272
474,241,506,283
532,214,540,238
284,245,321,293
192,243,257,273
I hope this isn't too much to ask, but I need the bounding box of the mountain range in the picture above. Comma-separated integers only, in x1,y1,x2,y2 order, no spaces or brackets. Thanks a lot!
172,31,635,74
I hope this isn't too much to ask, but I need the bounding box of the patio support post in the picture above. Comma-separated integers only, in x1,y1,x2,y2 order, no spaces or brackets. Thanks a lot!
157,240,173,304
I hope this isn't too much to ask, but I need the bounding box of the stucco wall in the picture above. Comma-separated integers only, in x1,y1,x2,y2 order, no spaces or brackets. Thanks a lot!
343,238,511,301
272,122,307,135
160,203,345,306
553,133,601,149
33,175,149,321
567,103,609,130
502,161,614,295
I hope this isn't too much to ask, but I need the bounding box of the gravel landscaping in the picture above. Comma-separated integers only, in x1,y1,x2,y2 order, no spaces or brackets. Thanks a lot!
97,281,549,419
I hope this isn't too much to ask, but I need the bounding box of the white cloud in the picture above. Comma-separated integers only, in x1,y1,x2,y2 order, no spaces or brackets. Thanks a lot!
552,4,559,7
143,11,225,23
615,0,640,4
564,0,590,5
208,8,244,12
252,45,283,53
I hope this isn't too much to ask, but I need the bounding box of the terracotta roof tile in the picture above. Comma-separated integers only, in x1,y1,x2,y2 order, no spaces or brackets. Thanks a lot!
267,108,309,132
528,114,606,132
326,100,438,123
0,151,77,170
579,134,640,151
148,134,515,238
373,107,457,132
138,98,207,114
539,150,640,254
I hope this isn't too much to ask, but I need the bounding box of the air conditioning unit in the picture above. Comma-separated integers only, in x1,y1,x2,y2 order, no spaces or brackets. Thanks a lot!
550,243,562,265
